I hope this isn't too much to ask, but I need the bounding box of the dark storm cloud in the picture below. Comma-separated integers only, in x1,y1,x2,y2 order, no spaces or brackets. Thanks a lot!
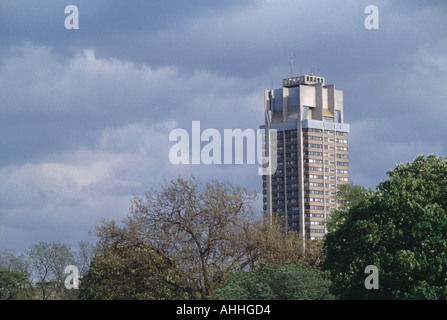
0,0,256,67
0,0,446,251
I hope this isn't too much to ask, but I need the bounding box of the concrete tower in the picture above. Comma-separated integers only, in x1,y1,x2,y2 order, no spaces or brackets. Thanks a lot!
261,74,350,240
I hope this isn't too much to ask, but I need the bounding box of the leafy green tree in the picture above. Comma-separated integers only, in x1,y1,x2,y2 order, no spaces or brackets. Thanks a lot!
335,183,373,211
326,183,374,234
323,155,447,299
0,266,31,300
79,240,185,300
0,249,33,300
217,262,334,300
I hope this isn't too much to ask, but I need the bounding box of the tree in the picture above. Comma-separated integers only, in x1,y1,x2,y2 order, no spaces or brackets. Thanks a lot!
326,183,374,233
82,176,328,300
335,183,373,211
26,241,75,300
75,241,95,277
0,266,31,300
83,177,261,300
0,249,33,300
0,249,31,279
217,262,334,300
80,240,185,300
250,218,324,268
323,155,447,299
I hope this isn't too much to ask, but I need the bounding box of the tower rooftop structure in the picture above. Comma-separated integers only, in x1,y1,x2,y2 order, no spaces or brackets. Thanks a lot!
283,74,325,87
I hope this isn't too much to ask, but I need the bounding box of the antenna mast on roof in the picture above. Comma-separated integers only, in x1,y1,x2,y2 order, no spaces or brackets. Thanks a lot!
288,53,296,77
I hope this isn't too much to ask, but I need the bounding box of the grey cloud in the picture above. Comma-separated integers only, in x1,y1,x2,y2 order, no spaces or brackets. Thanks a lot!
0,1,446,252
0,45,261,166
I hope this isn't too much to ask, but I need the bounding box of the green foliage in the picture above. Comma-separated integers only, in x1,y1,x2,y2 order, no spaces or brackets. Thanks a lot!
0,266,30,300
217,262,334,300
327,183,373,233
0,242,96,300
323,155,447,299
336,183,373,211
79,243,186,300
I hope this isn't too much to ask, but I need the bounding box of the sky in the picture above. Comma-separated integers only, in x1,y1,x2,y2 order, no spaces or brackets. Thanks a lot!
0,0,446,252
